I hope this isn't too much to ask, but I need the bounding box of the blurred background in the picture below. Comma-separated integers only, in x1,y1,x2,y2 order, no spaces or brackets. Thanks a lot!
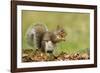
22,10,90,55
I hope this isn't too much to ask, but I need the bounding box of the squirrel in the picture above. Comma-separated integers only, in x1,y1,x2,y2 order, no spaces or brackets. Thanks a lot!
26,23,67,53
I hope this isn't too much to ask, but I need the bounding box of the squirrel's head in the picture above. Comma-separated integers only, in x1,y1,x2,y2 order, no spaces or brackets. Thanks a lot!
55,25,67,41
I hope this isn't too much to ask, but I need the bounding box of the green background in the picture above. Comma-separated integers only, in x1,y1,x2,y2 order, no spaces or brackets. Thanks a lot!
22,10,90,55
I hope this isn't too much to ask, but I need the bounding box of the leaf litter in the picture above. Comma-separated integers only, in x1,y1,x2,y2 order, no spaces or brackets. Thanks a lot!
22,49,90,62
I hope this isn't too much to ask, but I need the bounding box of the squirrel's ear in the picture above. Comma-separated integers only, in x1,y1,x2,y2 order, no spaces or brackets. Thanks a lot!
57,25,63,30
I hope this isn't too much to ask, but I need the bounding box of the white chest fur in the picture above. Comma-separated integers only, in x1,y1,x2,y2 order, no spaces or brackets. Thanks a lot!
45,41,54,52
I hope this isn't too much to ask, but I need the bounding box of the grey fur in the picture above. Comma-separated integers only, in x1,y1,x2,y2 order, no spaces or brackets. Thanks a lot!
26,23,47,49
26,23,66,53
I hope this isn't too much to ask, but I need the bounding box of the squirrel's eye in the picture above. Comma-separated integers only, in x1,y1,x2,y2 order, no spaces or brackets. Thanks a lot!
61,29,64,32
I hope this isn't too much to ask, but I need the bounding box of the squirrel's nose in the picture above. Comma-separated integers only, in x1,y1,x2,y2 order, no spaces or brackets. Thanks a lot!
62,38,66,41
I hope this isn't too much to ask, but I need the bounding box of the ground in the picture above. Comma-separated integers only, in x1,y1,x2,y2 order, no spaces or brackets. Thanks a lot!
22,49,89,62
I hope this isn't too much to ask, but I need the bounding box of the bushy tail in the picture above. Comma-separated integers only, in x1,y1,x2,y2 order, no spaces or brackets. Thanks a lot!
26,26,35,48
26,23,48,49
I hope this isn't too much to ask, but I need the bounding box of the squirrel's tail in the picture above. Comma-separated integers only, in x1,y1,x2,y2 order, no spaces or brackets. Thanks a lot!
26,26,35,48
25,23,48,49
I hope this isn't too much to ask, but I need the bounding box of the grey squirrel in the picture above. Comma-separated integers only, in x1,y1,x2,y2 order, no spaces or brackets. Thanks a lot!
26,23,67,53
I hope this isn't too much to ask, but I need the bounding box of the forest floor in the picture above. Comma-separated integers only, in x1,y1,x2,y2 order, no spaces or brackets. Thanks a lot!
22,49,89,62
